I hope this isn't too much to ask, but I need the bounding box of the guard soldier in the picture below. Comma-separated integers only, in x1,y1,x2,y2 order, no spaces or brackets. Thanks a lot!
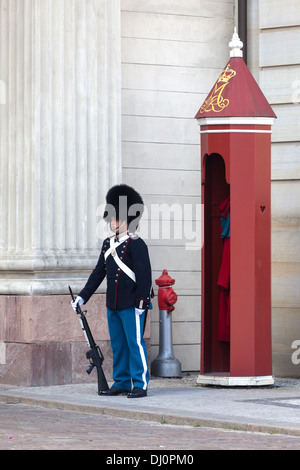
71,184,152,398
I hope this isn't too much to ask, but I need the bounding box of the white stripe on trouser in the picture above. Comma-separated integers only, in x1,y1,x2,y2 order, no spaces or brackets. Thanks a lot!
135,312,148,390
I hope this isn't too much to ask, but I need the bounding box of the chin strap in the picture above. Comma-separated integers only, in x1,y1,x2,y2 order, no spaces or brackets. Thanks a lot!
110,220,127,235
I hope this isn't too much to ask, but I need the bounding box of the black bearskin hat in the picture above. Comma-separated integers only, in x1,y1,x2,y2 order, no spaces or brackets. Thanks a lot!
103,184,144,231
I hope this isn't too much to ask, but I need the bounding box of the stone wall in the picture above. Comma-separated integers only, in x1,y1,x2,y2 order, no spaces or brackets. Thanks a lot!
248,0,300,377
120,0,235,371
0,0,122,385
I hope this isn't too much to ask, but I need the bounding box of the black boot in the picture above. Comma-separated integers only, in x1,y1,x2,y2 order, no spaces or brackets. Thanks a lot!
127,387,147,398
99,386,131,396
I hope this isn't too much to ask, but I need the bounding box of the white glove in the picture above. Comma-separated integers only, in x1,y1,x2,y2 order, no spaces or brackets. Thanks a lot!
71,296,84,311
135,308,145,316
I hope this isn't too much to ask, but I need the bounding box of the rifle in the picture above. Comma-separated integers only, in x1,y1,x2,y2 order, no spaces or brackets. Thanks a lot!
69,286,109,394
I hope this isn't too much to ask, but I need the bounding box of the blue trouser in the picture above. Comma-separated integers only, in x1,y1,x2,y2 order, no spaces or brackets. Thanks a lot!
107,307,149,390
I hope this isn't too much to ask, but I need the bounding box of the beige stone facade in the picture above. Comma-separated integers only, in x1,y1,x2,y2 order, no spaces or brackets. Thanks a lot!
247,0,300,377
0,0,122,385
121,0,235,372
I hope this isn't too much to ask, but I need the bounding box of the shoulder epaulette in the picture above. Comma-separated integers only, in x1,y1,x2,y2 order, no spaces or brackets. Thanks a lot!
128,232,139,240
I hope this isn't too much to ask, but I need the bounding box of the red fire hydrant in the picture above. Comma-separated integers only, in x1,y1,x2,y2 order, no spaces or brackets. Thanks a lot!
151,269,181,377
156,269,178,313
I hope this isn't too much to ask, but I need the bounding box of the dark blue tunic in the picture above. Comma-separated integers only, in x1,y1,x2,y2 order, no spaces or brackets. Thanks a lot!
79,234,152,311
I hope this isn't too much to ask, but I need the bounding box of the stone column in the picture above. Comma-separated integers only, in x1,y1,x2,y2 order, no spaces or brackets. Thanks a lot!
0,0,122,385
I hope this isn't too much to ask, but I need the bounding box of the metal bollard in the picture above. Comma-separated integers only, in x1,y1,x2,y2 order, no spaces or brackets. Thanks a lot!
151,270,182,377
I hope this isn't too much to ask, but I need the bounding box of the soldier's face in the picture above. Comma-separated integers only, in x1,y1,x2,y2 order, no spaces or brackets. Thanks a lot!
110,218,128,234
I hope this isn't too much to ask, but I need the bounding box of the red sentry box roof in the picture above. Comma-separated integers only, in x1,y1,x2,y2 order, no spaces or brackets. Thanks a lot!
195,57,276,119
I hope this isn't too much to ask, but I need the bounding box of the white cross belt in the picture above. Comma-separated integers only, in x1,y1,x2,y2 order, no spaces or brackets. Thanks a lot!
104,235,136,283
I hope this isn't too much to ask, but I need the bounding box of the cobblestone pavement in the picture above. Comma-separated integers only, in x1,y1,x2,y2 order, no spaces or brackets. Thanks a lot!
1,402,300,451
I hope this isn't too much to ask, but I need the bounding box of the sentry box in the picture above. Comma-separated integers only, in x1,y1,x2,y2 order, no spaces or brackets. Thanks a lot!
195,29,276,386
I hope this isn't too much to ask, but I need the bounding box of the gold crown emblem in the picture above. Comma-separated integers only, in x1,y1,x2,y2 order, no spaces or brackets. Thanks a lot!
218,64,236,83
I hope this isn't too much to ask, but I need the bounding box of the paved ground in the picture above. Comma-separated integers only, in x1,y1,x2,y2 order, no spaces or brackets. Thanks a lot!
1,402,300,450
1,374,300,450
